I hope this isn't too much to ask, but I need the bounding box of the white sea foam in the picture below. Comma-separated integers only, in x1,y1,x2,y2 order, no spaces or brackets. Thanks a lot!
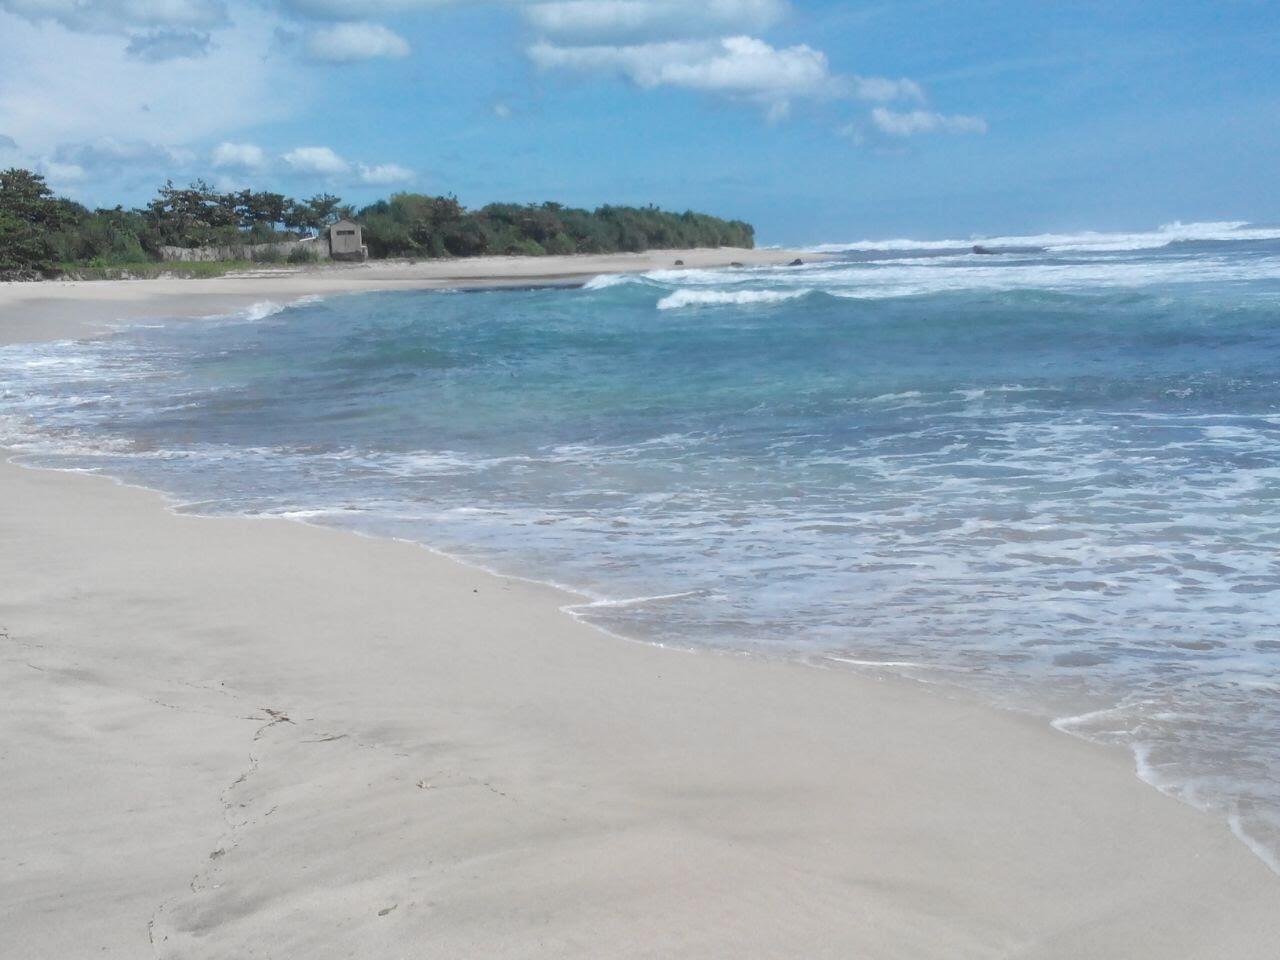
233,300,291,322
811,219,1280,255
657,288,811,310
826,655,945,669
566,590,703,610
4,236,1280,874
618,252,1280,308
643,268,749,285
583,273,631,290
1229,812,1280,876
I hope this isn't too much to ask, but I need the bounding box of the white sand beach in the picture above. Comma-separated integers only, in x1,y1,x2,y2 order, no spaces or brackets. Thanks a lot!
2,265,1279,959
0,248,809,346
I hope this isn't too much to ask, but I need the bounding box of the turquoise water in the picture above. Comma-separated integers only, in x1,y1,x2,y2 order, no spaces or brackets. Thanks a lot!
3,221,1280,869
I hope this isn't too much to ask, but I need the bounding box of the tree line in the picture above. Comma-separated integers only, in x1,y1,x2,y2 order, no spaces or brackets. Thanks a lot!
0,168,754,273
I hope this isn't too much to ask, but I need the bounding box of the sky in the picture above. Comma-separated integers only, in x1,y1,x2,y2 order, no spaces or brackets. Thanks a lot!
0,0,1276,245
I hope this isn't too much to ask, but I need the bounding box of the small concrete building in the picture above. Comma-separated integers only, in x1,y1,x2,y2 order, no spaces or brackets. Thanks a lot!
328,219,367,261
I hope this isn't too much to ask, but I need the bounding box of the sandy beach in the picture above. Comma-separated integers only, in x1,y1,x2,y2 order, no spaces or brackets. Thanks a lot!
2,263,1280,959
0,248,810,346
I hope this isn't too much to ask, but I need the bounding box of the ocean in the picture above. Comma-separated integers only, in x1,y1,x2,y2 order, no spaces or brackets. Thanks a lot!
3,220,1279,870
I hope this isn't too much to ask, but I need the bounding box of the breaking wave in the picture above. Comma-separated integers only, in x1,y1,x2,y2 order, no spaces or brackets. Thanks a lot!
657,288,812,309
4,220,1280,873
811,219,1280,255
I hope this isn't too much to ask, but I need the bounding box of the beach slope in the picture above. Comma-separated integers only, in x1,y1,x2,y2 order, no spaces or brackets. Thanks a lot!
2,459,1278,959
0,247,810,345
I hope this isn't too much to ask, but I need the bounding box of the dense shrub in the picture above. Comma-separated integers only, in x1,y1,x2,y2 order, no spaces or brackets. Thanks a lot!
357,194,754,260
0,170,755,270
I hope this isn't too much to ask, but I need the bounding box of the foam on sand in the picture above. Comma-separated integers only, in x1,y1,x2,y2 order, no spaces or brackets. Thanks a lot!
3,459,1279,958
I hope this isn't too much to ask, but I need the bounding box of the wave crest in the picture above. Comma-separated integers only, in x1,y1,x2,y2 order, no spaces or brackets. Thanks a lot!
656,288,811,310
812,220,1280,256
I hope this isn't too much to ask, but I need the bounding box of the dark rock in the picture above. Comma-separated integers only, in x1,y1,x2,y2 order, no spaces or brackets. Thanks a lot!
673,259,685,266
788,258,804,266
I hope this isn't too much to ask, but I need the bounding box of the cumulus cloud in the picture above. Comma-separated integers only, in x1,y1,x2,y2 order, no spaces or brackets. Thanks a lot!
283,145,351,174
217,142,416,184
524,0,789,45
530,35,842,116
871,107,988,136
2,0,967,133
306,21,410,61
528,33,928,119
0,0,985,196
125,28,212,61
519,1,969,127
279,147,414,183
358,161,414,184
212,141,266,169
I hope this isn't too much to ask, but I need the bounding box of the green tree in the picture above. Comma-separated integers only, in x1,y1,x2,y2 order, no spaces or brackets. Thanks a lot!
145,179,240,247
284,193,344,234
0,168,70,270
236,190,289,229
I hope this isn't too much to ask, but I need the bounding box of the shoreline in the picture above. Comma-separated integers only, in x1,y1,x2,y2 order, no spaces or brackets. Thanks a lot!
3,272,1280,957
0,246,816,347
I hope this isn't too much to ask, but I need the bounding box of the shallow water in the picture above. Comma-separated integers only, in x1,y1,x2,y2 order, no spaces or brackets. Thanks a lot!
4,221,1280,869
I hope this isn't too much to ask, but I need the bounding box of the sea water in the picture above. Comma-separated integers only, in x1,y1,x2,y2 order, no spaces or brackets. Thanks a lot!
3,220,1279,869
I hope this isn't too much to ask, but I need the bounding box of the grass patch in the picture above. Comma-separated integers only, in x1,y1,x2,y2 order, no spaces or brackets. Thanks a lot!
55,260,285,280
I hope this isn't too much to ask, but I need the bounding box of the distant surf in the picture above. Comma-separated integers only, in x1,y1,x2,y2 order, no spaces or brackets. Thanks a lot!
811,218,1280,255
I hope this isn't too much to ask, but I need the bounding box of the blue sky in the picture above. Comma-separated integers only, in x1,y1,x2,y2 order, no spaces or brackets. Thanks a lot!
1,0,1276,244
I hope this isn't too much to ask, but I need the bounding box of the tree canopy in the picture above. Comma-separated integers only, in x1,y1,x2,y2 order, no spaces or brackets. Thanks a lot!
358,195,754,259
0,169,754,273
0,168,74,270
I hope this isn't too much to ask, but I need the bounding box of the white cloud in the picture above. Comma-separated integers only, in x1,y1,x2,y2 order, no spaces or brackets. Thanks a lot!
281,147,415,184
0,0,985,203
871,107,988,137
524,0,789,45
281,0,459,19
212,141,266,169
283,145,351,174
0,12,292,155
0,0,227,34
358,161,414,184
530,35,841,115
852,76,924,103
306,21,410,61
38,159,87,186
56,137,187,168
529,30,929,118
